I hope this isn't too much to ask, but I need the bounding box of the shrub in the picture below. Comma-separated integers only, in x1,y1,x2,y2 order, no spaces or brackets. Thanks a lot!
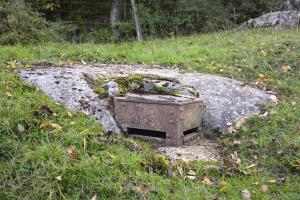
0,0,75,45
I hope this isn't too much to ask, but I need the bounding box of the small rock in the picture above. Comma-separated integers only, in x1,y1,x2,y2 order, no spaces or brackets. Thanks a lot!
261,185,268,193
242,189,251,199
249,139,258,146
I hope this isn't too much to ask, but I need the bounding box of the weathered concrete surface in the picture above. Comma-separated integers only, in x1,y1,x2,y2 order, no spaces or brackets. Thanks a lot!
245,11,300,29
157,138,221,162
19,64,273,136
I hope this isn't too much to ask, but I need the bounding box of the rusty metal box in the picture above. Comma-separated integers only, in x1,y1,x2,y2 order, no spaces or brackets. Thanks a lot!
113,94,204,146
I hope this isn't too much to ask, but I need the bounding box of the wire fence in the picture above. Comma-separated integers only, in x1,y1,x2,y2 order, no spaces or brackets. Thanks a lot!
38,0,243,43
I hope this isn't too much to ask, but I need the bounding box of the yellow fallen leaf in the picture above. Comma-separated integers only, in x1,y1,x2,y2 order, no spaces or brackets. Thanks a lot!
55,175,62,181
219,180,229,192
40,122,49,129
5,92,13,97
67,112,73,117
50,123,62,129
246,164,257,169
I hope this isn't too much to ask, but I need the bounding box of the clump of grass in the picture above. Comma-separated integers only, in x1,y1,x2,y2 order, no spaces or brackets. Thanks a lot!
94,87,109,98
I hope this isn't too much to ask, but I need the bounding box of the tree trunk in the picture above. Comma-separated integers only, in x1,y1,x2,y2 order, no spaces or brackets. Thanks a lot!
130,0,142,42
111,0,122,39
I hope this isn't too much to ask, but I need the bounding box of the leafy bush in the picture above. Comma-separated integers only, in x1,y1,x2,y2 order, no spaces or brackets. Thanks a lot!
0,0,75,45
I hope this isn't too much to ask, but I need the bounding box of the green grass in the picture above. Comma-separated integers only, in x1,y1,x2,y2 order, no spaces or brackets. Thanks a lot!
1,28,300,199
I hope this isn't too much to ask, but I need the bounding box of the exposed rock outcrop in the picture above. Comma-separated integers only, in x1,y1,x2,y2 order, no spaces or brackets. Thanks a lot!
19,64,274,136
284,0,300,10
245,11,300,29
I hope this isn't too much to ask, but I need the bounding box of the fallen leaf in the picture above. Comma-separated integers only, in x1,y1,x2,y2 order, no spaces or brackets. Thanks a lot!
67,147,79,161
256,74,268,86
39,105,54,116
79,99,89,105
67,112,73,117
280,65,292,73
261,185,268,193
17,124,25,133
139,184,149,200
246,164,257,169
55,175,62,181
231,151,241,164
91,194,97,200
219,180,229,192
201,177,212,185
187,170,196,176
187,176,197,181
233,139,241,145
50,123,62,129
5,92,13,97
268,180,276,184
40,122,49,129
242,189,251,199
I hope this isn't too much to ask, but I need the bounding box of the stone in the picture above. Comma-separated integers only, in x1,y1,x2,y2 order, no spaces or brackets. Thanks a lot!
19,64,273,136
244,11,300,29
284,0,300,10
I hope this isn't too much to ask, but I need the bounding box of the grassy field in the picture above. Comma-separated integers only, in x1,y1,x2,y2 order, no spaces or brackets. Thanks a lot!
1,28,300,199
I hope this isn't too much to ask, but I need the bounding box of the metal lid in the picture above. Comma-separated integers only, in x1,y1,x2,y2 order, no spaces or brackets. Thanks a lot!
114,93,203,105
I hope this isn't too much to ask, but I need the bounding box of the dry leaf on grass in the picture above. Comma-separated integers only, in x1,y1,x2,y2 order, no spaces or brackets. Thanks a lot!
201,177,212,185
55,175,62,181
139,184,149,200
5,92,13,97
231,151,241,164
40,122,49,129
50,123,62,129
246,164,257,169
67,112,73,117
233,139,241,145
187,176,197,181
280,65,293,73
67,147,79,161
91,194,97,200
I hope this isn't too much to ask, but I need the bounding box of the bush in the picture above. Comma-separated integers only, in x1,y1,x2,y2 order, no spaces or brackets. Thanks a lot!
0,0,75,45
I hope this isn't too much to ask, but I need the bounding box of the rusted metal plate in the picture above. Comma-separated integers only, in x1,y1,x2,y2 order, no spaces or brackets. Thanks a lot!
113,94,204,146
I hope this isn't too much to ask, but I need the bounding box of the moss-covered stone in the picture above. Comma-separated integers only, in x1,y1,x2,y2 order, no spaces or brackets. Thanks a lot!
154,85,167,94
94,87,109,97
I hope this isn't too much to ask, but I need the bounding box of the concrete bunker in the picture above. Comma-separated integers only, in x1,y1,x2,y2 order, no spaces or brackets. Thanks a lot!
113,94,205,146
